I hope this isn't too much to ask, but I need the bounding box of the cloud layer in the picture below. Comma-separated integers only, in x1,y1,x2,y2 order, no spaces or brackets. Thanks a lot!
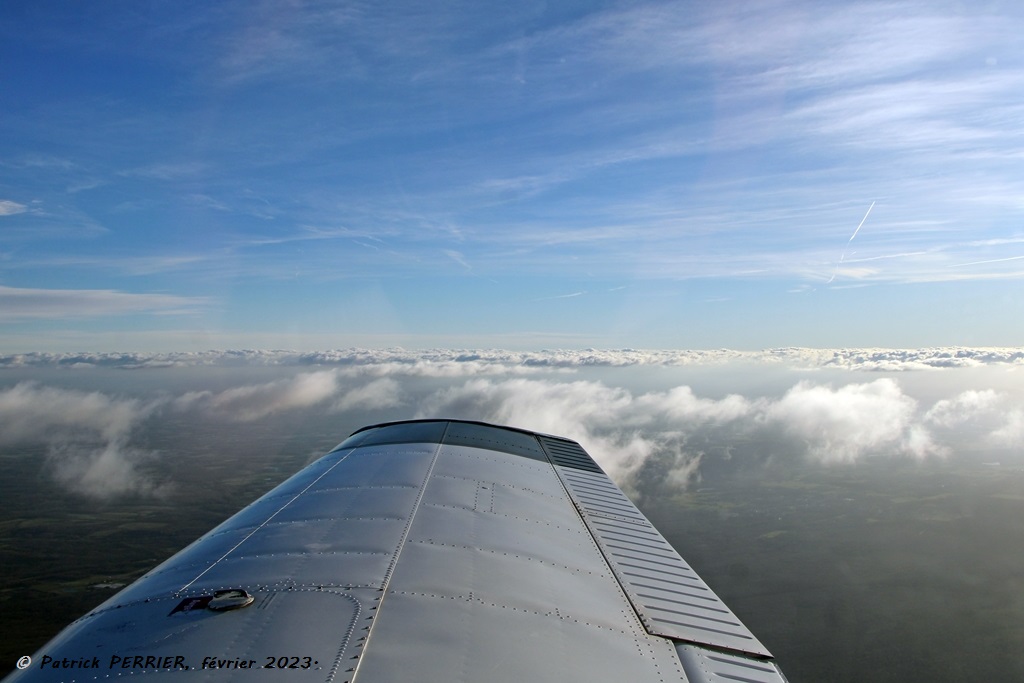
174,371,403,421
4,358,1022,499
0,382,163,497
3,346,1023,371
414,376,974,493
764,379,940,463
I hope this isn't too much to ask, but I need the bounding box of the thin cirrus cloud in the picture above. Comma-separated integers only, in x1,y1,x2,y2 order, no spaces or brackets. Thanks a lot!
2,2,1024,347
0,286,208,320
0,200,28,216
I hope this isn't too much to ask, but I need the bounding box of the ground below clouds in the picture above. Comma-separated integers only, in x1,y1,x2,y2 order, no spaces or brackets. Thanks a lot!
2,357,1023,681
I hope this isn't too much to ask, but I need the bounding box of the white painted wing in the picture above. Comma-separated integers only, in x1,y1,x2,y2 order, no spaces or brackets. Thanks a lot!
5,420,787,683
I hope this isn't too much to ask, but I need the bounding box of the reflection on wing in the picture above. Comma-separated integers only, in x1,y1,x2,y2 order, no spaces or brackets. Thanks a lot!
5,420,787,683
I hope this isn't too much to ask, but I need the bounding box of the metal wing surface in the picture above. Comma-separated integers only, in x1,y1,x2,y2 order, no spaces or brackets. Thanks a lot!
6,420,787,683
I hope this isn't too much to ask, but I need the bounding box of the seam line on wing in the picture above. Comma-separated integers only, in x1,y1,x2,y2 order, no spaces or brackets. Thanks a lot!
350,429,447,683
174,448,360,596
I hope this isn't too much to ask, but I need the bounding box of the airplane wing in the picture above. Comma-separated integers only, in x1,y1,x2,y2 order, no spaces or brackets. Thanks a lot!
6,419,787,682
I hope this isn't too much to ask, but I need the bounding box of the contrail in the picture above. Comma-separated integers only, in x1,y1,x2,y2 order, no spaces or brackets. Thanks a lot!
827,201,875,284
534,291,586,301
951,254,1024,267
848,200,874,242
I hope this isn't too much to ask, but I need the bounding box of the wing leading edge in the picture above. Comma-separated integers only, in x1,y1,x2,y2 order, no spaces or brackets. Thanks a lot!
6,419,787,683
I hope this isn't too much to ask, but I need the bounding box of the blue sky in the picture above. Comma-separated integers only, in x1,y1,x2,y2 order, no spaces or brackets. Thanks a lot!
2,0,1023,351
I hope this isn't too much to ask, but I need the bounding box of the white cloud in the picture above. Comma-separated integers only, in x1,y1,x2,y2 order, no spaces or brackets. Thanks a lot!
174,371,404,421
8,362,1022,499
990,410,1024,447
763,379,943,463
4,346,1022,372
332,359,557,379
48,441,162,499
332,377,403,411
637,385,752,425
0,370,400,494
813,348,1024,371
0,382,165,498
0,382,143,444
416,378,663,484
924,390,1024,448
198,370,342,421
417,375,960,490
924,389,1003,427
0,200,28,216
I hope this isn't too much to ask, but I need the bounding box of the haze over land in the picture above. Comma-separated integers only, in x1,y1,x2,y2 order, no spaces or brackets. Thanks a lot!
2,350,1024,681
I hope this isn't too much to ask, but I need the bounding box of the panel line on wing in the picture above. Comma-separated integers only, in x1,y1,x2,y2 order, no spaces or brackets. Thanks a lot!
174,446,361,596
350,430,447,683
